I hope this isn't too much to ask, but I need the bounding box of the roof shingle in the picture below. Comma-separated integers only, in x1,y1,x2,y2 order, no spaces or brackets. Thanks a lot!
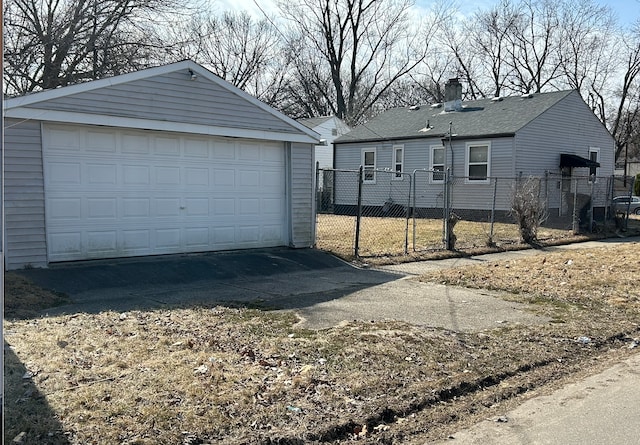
335,90,574,143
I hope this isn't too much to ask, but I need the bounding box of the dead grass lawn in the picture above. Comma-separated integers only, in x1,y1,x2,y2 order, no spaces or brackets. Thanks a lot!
4,242,640,444
316,214,590,262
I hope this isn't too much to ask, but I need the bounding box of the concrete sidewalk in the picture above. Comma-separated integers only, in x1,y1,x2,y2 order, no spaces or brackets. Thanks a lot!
432,351,640,445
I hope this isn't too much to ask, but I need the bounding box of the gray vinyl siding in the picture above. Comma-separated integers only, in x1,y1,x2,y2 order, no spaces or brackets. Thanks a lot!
290,142,314,247
515,91,615,176
26,71,298,134
335,136,518,211
4,119,48,269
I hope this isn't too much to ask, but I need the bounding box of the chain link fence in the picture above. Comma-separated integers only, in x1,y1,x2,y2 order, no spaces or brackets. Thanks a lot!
315,166,635,259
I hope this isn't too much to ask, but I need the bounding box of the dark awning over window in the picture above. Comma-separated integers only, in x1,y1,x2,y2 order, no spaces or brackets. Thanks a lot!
560,153,600,168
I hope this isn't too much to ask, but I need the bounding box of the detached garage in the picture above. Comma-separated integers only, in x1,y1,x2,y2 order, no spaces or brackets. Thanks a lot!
3,60,319,270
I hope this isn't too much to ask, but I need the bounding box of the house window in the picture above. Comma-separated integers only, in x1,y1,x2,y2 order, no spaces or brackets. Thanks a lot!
466,142,490,183
362,148,376,183
589,147,600,179
393,145,404,179
430,146,445,182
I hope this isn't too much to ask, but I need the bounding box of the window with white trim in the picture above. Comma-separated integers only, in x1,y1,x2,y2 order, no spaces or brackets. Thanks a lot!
430,146,445,182
466,142,490,183
392,145,404,179
589,147,600,179
362,148,376,183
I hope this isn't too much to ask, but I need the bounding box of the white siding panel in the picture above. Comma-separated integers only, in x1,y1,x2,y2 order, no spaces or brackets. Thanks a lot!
30,72,298,134
515,91,615,176
290,142,314,247
3,119,48,269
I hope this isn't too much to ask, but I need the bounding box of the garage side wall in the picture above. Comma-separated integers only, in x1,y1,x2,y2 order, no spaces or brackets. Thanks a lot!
290,142,314,247
4,119,48,269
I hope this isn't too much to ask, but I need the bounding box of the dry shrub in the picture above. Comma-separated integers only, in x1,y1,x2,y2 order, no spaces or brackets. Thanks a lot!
511,176,548,244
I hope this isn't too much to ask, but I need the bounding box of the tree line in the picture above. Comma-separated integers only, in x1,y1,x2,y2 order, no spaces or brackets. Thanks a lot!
3,0,639,160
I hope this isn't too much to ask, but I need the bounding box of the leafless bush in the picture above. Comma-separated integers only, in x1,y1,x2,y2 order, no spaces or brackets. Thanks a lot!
511,177,548,244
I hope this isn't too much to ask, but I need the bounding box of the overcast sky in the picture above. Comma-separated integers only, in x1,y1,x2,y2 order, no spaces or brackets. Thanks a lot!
211,0,638,27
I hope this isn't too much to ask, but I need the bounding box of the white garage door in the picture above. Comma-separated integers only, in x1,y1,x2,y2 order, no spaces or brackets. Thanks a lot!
43,124,287,262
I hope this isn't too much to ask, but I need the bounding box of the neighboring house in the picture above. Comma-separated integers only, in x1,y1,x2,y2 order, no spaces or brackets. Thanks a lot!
298,115,350,188
334,78,615,220
3,60,319,270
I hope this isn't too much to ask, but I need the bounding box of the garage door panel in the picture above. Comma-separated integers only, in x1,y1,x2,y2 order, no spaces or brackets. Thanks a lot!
48,128,80,151
239,198,260,215
87,163,117,184
213,226,235,244
156,229,181,249
186,168,209,186
213,140,235,159
239,143,261,161
185,139,209,158
122,198,150,218
238,170,259,186
122,230,150,250
44,124,287,262
48,162,81,184
155,198,181,217
213,199,235,215
86,131,116,152
214,169,235,186
155,166,181,185
155,136,180,156
185,198,209,216
122,134,150,154
87,231,117,253
87,198,117,219
48,198,82,220
123,165,150,184
238,225,260,243
185,228,209,247
49,232,82,257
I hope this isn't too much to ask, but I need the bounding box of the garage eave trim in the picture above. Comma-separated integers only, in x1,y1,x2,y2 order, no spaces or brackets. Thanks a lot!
5,108,318,144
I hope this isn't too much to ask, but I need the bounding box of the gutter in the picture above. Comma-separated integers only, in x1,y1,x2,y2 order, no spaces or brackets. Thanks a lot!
334,132,516,145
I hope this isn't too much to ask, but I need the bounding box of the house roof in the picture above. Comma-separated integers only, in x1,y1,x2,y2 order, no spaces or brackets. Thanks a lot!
335,90,575,144
5,60,319,144
298,116,335,129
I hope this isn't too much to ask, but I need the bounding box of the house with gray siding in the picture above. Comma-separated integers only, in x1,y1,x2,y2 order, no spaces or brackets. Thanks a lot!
333,79,615,220
3,60,319,270
298,115,350,175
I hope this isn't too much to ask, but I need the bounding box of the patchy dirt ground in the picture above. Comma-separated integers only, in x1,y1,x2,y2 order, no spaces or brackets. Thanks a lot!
3,242,640,444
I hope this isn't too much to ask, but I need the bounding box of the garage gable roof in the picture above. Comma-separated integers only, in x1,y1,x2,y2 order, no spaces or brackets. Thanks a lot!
5,60,319,144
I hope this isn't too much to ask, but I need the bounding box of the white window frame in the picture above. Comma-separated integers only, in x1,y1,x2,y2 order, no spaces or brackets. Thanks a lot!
430,145,445,183
392,145,404,180
362,148,376,184
465,141,491,184
588,147,600,181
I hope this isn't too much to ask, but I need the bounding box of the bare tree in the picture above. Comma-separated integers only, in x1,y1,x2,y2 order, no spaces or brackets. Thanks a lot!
470,0,521,97
503,0,563,93
167,10,288,101
609,24,640,159
3,0,193,95
277,0,430,125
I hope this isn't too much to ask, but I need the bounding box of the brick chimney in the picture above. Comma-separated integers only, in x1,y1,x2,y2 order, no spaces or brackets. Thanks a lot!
444,78,463,111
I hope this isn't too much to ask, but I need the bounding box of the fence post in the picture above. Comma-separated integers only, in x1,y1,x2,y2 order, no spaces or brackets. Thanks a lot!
572,178,579,234
355,165,363,258
589,175,595,232
489,177,498,245
444,169,451,249
404,173,411,255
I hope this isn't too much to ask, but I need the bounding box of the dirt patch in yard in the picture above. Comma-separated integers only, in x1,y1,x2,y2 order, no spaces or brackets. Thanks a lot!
4,242,640,444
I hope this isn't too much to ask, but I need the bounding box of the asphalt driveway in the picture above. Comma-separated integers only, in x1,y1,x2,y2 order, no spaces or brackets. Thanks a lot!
15,247,548,333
